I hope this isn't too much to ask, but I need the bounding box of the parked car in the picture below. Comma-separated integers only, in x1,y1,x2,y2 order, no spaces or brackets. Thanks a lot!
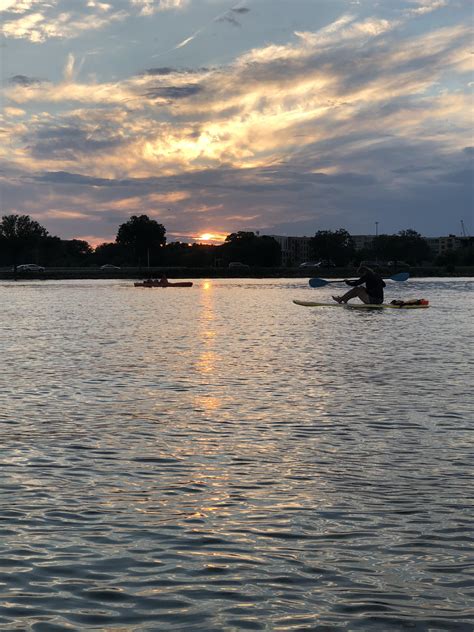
299,261,321,268
100,264,121,270
228,262,250,269
15,264,45,272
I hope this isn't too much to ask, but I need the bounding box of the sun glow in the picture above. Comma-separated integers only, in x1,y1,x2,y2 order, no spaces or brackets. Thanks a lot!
195,232,227,244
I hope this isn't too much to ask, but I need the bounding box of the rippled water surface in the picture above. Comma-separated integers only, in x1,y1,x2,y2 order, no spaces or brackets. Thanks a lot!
1,278,473,631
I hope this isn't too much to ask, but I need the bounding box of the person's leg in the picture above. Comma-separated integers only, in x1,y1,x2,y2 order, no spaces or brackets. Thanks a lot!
333,287,371,303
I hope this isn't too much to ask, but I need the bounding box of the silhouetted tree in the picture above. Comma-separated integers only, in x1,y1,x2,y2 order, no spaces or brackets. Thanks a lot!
163,242,218,267
0,214,49,268
397,229,432,264
310,229,355,266
220,232,281,266
162,241,191,266
116,215,166,266
93,242,127,266
369,234,398,262
55,239,93,266
371,230,432,264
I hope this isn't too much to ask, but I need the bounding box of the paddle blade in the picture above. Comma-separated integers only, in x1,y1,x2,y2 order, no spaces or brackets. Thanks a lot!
310,272,408,288
309,277,329,288
391,272,409,282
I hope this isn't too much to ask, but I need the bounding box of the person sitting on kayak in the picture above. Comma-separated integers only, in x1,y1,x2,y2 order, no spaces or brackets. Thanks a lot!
148,274,169,286
332,266,386,304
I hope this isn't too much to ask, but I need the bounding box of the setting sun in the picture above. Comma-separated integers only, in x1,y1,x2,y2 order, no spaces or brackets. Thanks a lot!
195,232,227,244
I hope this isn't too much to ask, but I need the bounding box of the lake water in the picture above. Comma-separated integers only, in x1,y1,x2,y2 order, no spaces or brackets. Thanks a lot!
0,278,473,631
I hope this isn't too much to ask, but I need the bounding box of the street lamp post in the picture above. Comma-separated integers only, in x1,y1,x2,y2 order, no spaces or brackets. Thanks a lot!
375,222,379,265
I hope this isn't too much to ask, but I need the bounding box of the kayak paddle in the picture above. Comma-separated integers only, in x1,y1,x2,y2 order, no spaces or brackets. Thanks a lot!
309,272,409,288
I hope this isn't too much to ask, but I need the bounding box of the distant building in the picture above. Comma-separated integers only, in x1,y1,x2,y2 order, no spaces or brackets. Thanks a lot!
266,235,312,267
425,235,467,256
341,233,470,256
267,232,470,266
352,235,375,251
268,233,376,266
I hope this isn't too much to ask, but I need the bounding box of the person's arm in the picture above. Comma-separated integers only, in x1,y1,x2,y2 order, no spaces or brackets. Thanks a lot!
345,275,365,287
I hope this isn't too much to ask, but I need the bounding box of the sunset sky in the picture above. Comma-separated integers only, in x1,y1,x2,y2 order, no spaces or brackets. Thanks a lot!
1,0,472,245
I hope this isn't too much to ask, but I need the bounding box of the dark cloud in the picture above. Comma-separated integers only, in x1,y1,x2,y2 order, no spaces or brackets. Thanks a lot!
144,84,203,99
216,6,250,27
93,209,140,225
9,74,43,86
143,67,208,76
144,67,176,76
310,172,377,186
393,164,438,175
217,15,241,27
34,171,117,187
25,125,123,160
34,171,166,190
442,169,474,185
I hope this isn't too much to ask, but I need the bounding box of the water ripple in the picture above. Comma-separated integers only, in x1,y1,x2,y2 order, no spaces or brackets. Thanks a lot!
0,278,472,630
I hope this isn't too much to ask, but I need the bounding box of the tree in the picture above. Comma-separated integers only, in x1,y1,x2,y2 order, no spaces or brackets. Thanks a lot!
93,242,127,266
371,230,432,264
370,234,399,262
116,215,166,266
173,243,217,267
0,214,49,267
396,229,432,264
310,229,355,266
257,236,282,266
220,232,281,266
162,241,191,266
59,239,93,266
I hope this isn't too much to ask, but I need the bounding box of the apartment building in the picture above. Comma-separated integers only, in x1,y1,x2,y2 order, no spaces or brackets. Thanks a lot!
268,233,375,266
268,232,471,266
425,235,467,256
267,235,312,267
352,235,375,251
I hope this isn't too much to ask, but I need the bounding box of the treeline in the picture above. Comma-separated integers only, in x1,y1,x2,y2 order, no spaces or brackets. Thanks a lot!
0,214,282,268
311,229,473,266
0,214,472,268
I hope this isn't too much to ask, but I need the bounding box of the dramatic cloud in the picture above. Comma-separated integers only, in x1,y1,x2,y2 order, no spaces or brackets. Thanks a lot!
1,0,472,242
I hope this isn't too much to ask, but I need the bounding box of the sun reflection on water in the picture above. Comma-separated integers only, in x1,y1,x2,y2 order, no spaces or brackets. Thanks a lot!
194,280,223,410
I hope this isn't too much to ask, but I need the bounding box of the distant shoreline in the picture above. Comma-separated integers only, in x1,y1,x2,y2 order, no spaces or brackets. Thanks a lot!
1,266,473,281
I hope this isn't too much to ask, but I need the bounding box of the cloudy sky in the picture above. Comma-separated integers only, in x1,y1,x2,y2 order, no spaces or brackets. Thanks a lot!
1,0,472,245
